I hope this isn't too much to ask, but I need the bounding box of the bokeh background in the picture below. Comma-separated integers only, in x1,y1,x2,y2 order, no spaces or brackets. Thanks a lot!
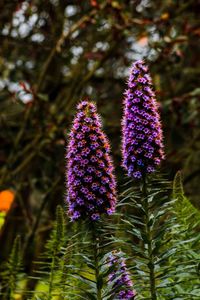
0,0,200,269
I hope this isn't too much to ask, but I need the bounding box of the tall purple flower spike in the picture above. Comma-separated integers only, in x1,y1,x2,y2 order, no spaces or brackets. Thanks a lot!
108,251,136,299
66,101,117,221
122,60,165,179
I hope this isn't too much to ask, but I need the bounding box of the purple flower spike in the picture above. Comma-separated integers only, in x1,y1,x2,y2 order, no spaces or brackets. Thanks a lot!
122,60,165,178
66,101,117,221
107,251,136,299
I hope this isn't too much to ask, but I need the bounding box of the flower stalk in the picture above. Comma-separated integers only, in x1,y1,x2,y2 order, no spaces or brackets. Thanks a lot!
91,223,103,300
142,175,157,300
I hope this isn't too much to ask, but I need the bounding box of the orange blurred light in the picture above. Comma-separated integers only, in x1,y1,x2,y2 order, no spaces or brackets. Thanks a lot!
138,36,148,46
0,190,15,212
161,13,169,20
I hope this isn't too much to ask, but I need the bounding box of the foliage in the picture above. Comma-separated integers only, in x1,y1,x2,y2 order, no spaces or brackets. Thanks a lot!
118,175,177,299
173,171,200,230
1,0,200,265
28,205,69,299
0,177,200,299
0,235,22,300
169,171,200,298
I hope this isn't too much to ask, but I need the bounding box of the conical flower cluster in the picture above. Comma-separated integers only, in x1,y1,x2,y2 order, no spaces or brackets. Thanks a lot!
122,60,165,179
66,101,117,221
108,251,136,299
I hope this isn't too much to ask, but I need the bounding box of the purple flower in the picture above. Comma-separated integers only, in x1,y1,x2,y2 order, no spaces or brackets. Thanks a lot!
66,101,117,221
107,251,136,299
71,211,81,221
107,207,115,215
122,60,165,178
91,213,100,220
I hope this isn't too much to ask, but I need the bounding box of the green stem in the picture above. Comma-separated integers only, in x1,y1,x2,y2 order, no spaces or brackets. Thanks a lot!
142,175,157,300
48,254,56,300
91,224,102,300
